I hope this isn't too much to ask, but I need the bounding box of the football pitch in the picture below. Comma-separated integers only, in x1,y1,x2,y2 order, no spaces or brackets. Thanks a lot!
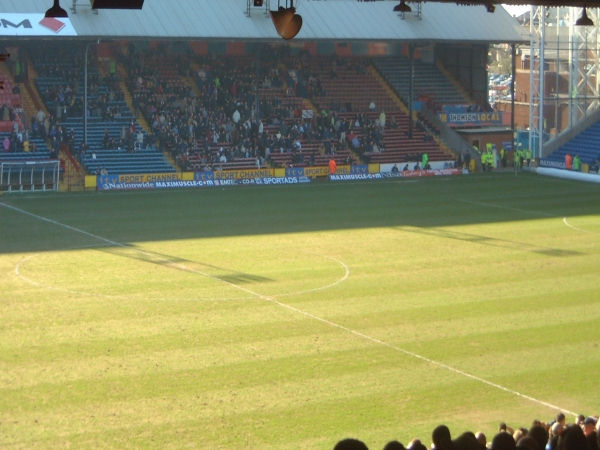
1,172,599,449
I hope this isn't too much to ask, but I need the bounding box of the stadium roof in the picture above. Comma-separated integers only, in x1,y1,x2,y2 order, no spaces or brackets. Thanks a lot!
0,0,528,43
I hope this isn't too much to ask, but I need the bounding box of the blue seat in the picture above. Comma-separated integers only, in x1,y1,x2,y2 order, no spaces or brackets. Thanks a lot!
547,121,600,165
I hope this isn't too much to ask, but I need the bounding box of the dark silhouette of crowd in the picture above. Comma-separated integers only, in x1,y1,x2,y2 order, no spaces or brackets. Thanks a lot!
334,413,600,450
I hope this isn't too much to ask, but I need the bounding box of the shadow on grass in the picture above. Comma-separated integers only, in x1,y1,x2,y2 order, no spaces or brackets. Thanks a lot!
99,245,273,284
396,226,585,257
1,174,599,254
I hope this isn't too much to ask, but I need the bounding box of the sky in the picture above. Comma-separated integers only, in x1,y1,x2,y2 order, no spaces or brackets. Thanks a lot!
502,4,531,17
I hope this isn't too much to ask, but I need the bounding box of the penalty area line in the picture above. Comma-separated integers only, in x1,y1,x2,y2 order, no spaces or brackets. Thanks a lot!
1,201,578,417
457,198,555,218
458,198,598,236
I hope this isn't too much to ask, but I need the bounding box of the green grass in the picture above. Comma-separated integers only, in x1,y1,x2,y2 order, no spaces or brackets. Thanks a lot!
1,172,600,449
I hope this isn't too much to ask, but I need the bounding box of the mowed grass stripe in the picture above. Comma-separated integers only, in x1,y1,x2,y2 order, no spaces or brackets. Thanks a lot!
2,322,381,389
21,383,544,450
442,331,600,381
5,365,558,449
5,284,598,375
2,355,552,448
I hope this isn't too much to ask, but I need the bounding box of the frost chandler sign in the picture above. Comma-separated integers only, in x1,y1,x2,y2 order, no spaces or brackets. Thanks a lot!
0,14,77,36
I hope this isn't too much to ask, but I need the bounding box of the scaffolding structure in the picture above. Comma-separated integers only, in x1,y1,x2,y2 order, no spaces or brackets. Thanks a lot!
528,6,599,157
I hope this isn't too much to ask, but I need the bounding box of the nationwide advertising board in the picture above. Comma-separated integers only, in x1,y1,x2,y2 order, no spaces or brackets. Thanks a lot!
97,172,310,191
95,164,459,191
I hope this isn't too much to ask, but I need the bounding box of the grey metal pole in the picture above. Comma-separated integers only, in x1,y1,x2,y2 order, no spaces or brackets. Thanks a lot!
84,42,89,147
539,7,546,160
408,43,414,139
511,43,516,153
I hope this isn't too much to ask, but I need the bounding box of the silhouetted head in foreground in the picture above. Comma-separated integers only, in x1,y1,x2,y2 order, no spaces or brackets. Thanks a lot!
334,438,369,450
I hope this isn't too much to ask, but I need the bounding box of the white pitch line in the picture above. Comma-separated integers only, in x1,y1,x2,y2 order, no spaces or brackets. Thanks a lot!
458,198,598,237
0,201,579,417
275,255,350,298
1,202,123,247
562,217,598,234
458,198,554,217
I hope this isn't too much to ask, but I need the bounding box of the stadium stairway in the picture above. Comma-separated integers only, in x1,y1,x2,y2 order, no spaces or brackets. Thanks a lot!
184,63,203,98
302,56,452,165
373,56,468,107
60,150,85,191
371,57,467,162
370,66,454,159
115,62,151,133
114,60,180,172
436,60,473,104
20,58,52,124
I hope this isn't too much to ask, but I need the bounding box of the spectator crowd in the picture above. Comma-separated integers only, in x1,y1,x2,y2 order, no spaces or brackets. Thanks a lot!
334,413,600,450
5,41,452,171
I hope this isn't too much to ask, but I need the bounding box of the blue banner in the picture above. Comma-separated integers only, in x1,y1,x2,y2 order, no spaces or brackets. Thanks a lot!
351,165,369,175
98,174,119,186
286,167,305,178
194,171,215,182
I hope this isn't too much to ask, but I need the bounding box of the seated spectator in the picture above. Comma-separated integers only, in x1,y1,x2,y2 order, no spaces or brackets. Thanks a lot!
407,439,427,450
515,436,539,450
475,432,487,449
432,424,453,450
491,432,516,450
557,424,586,450
527,424,548,450
384,441,406,450
583,417,598,450
333,438,368,450
454,431,486,450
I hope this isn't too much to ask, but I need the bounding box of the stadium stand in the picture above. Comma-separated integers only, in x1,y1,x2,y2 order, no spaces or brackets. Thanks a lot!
294,54,453,165
373,56,469,110
0,132,51,160
22,42,172,175
543,120,600,170
80,148,175,174
120,44,312,171
0,76,52,159
5,41,466,176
